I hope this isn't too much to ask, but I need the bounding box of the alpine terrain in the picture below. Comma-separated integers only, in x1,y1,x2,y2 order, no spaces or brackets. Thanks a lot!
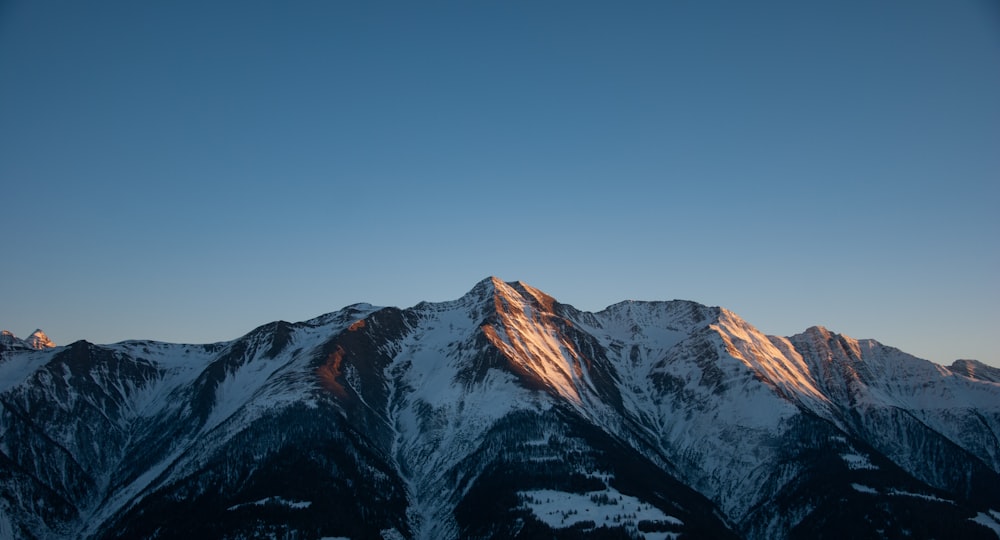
1,277,998,539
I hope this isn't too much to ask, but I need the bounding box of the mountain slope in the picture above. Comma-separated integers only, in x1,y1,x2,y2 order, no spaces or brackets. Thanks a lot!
1,277,998,539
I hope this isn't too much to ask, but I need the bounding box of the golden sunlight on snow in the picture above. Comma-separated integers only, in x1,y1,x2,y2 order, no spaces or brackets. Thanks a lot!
713,309,830,405
480,279,590,405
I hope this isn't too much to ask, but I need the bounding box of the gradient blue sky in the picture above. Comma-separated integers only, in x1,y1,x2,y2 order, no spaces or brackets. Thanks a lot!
1,1,998,366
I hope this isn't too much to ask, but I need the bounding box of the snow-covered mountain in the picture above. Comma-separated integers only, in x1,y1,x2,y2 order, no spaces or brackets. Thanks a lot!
0,329,55,352
1,277,998,539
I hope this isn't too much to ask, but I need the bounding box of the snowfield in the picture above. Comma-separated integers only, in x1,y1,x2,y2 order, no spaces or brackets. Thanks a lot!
519,483,683,540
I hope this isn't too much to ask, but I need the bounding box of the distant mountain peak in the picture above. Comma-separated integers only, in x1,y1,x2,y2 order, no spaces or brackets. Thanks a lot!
25,329,55,349
949,359,1000,382
0,329,55,351
0,330,18,349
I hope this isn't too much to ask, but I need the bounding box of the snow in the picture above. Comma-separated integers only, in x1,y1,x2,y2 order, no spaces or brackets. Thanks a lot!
887,489,953,504
0,347,58,393
483,279,591,405
569,297,809,522
574,300,690,422
77,311,369,536
713,310,830,411
203,348,294,433
85,442,191,535
518,485,681,539
25,329,56,349
227,497,312,511
5,277,1000,540
381,528,407,540
970,511,1000,538
840,453,878,471
791,326,1000,413
386,290,546,540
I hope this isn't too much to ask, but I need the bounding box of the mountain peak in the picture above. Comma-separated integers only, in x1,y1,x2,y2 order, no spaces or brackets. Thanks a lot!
457,277,561,318
468,277,593,404
0,330,18,349
507,280,557,310
803,325,833,339
468,275,504,296
949,359,1000,382
25,329,55,349
0,329,55,351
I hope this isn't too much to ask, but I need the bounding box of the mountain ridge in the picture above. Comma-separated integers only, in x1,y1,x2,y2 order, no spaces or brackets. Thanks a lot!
0,329,56,352
1,277,998,539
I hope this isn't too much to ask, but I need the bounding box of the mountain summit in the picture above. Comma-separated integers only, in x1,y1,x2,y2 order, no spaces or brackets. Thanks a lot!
0,328,55,351
25,329,55,350
1,278,998,539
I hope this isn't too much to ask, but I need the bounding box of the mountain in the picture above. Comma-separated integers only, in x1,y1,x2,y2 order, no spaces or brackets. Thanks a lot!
1,277,998,539
0,329,55,353
24,330,56,351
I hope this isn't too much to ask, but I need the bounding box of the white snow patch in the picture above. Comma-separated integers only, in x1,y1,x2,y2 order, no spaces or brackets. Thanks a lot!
970,511,1000,538
227,497,312,511
519,485,682,539
851,483,878,494
887,489,953,504
840,453,877,470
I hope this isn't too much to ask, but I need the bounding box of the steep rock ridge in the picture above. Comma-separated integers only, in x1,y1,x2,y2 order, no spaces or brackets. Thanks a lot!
571,301,830,536
787,327,1000,502
0,277,998,539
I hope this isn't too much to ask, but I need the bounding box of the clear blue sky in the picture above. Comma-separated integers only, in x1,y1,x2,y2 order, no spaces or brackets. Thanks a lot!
1,1,997,366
